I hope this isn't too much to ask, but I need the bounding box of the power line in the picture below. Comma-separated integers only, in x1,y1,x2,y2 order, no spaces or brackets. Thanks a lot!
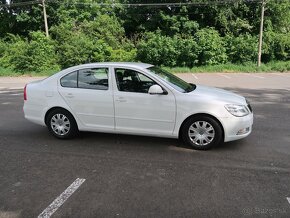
0,0,41,7
0,0,270,8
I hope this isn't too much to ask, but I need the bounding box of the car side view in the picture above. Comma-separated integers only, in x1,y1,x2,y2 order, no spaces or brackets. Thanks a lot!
23,62,253,150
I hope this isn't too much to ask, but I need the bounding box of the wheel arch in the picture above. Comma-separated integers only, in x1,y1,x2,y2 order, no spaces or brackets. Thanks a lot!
44,106,78,128
178,113,225,141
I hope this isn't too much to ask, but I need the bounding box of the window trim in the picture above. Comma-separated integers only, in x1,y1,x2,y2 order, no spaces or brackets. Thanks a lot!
60,67,110,91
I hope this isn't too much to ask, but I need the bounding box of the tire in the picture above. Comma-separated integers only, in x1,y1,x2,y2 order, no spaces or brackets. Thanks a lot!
46,108,78,139
181,115,223,150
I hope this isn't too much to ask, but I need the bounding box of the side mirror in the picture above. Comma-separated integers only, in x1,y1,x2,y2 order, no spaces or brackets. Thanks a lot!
148,85,165,95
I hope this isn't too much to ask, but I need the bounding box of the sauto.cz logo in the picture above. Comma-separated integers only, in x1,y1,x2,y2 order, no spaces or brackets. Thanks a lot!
242,207,287,216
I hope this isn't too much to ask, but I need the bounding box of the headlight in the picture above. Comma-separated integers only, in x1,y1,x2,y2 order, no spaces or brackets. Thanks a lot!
225,104,250,117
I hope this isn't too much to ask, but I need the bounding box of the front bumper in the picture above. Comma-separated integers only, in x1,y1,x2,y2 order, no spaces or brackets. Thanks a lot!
222,112,253,142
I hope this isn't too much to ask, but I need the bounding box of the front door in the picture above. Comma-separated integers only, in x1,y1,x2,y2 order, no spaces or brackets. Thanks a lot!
113,68,176,136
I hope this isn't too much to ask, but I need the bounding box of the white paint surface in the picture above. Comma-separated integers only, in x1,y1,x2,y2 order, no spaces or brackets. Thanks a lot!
38,178,86,218
191,74,198,79
218,74,231,79
287,197,290,205
247,74,265,79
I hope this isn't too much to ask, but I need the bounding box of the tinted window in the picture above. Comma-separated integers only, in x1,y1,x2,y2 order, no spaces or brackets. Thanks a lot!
115,68,156,93
60,71,78,88
78,68,109,90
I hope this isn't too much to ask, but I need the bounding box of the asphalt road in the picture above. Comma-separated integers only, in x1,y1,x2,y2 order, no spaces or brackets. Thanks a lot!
0,73,290,218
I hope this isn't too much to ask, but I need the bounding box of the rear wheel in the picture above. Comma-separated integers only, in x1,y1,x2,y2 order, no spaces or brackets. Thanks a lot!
181,116,223,150
46,109,78,139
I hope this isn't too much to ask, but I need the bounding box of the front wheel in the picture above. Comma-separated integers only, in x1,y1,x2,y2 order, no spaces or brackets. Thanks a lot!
181,116,223,150
46,109,78,139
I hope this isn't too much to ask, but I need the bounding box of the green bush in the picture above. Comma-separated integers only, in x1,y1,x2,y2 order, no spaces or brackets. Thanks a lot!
195,28,228,65
57,32,112,68
110,48,137,62
0,35,28,70
263,31,290,62
137,29,228,67
225,33,258,63
176,36,199,67
137,32,179,67
0,32,59,72
24,31,60,72
81,14,126,48
51,22,136,68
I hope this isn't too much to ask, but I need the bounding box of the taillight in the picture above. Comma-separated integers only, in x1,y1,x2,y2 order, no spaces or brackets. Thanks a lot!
24,84,27,101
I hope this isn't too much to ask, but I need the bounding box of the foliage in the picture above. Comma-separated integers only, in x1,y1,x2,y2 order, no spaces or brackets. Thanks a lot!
2,61,290,76
0,0,289,74
137,32,179,67
55,31,111,68
25,31,59,71
195,28,227,65
51,21,136,68
165,61,290,73
109,48,137,62
159,6,199,36
176,36,199,68
0,32,59,72
225,33,258,63
80,14,126,48
263,31,290,62
0,34,27,70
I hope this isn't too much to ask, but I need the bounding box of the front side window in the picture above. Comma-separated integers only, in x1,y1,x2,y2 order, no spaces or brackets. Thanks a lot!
60,68,109,90
115,68,156,93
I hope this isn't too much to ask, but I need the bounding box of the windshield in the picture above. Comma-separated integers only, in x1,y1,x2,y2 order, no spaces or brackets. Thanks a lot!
147,66,196,93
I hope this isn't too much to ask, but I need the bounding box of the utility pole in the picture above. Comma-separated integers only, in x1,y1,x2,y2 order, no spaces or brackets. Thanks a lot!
42,0,49,37
257,0,265,67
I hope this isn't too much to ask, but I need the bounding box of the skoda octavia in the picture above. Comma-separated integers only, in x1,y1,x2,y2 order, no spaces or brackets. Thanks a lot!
23,62,253,150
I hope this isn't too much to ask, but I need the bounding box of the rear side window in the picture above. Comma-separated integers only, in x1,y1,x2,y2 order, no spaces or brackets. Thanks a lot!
78,68,108,90
60,71,78,88
60,68,109,90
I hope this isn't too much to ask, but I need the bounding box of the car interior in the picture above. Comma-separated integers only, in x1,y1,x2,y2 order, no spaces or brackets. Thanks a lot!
115,69,156,93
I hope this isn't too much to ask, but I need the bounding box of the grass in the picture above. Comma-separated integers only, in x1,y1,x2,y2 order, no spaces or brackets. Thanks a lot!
1,61,290,77
164,61,290,73
0,67,58,77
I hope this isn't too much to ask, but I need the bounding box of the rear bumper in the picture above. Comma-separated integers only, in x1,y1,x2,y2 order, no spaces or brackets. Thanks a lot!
223,113,253,142
23,102,46,126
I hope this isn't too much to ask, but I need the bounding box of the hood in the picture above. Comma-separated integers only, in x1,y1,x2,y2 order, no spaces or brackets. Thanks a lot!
192,85,246,104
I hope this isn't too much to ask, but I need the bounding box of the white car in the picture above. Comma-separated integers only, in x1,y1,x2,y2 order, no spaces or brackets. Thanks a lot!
23,62,253,150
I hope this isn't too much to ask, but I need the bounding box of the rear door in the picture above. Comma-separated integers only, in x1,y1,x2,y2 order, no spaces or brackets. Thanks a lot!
58,67,115,131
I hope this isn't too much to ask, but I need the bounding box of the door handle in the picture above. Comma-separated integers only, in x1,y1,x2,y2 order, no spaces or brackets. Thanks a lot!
66,93,74,98
116,97,126,102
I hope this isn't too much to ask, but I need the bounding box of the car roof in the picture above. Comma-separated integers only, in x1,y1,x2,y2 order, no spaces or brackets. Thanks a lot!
71,62,153,70
44,62,155,81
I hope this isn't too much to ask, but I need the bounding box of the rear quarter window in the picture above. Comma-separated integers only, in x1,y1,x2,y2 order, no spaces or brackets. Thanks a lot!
60,71,78,88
